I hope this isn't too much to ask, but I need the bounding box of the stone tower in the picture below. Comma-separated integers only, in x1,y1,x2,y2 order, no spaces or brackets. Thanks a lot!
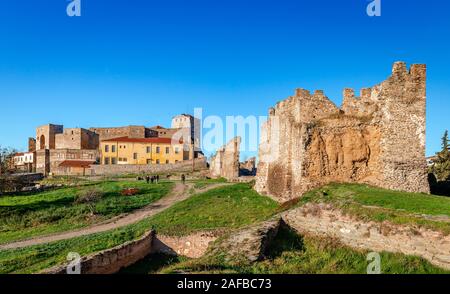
255,62,429,202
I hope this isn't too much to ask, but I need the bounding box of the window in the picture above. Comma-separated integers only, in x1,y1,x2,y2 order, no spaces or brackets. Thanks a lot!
156,159,160,164
175,147,179,154
156,147,160,154
165,147,170,154
111,157,117,165
111,145,116,152
105,145,109,152
146,146,151,153
104,157,110,165
165,160,169,164
133,153,138,160
147,159,152,164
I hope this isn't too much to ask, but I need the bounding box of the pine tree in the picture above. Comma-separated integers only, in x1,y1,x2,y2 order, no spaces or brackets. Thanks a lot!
432,130,450,181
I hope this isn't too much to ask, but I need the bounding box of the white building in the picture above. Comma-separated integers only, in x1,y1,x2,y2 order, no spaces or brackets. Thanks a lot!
13,152,35,172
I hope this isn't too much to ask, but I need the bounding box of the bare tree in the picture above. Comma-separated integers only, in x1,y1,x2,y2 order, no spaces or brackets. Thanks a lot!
0,145,17,176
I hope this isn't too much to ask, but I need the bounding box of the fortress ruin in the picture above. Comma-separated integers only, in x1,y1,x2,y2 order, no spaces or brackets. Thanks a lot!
255,62,430,202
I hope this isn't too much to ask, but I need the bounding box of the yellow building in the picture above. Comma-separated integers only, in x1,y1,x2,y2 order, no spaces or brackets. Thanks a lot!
100,137,191,165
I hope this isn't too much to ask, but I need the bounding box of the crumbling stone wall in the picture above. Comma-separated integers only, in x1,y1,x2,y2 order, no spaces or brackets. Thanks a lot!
240,157,257,176
55,128,99,150
282,204,450,270
42,231,155,274
89,126,157,142
256,62,429,202
210,137,241,180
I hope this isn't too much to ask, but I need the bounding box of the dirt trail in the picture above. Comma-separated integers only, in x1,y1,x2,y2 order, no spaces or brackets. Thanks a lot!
0,182,230,250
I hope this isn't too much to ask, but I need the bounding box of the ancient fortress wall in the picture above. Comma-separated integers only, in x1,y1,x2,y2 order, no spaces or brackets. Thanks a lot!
255,62,429,202
43,230,155,274
210,137,241,180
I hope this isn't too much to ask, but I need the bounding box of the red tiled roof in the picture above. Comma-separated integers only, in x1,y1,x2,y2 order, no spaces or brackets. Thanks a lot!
101,136,183,144
59,160,96,168
14,152,25,157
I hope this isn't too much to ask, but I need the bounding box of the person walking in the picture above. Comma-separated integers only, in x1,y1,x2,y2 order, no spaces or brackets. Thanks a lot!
181,174,186,184
151,176,154,184
146,175,150,184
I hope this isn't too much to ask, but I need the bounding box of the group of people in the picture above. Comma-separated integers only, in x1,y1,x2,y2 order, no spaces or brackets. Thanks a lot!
138,174,186,184
145,175,160,184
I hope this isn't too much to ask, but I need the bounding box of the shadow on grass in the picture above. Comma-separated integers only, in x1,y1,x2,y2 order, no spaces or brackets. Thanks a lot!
118,253,182,274
264,224,305,259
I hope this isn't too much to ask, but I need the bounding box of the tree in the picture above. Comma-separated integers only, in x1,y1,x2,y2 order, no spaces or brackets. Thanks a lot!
0,146,18,175
431,130,450,181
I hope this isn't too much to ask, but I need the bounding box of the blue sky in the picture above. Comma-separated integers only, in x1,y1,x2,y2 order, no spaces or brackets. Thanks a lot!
0,0,449,159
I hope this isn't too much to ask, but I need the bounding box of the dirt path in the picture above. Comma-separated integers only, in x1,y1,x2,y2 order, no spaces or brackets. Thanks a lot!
0,182,230,250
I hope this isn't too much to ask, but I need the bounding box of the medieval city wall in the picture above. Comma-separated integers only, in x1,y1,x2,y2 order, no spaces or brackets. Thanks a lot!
89,158,207,176
89,126,157,142
255,62,429,202
210,137,241,180
42,231,155,274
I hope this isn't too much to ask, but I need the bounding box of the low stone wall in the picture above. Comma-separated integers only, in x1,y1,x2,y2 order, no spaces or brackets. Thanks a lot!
42,230,155,274
152,232,219,258
89,158,207,176
282,204,450,270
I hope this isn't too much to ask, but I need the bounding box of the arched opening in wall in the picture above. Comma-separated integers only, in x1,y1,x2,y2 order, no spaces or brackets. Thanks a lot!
40,135,46,150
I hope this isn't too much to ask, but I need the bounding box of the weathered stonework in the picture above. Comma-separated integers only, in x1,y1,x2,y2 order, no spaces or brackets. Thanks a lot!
256,62,429,202
240,157,257,176
210,137,241,180
282,204,450,270
89,125,158,142
55,128,99,150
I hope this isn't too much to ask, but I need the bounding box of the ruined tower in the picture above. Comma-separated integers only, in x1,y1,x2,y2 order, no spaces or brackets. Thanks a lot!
255,62,429,202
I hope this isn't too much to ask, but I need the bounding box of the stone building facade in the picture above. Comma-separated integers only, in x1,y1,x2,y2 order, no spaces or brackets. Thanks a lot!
255,62,430,202
55,128,99,150
89,126,158,142
210,137,241,180
35,125,100,175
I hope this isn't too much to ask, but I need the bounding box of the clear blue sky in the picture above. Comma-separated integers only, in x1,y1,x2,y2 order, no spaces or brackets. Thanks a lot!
0,0,449,159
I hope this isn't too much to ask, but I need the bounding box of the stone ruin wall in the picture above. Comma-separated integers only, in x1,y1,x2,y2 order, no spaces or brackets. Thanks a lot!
255,62,429,202
210,137,241,180
89,126,158,142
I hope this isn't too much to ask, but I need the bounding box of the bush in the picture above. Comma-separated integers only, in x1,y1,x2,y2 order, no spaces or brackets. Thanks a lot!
0,176,28,193
74,188,104,215
75,189,104,204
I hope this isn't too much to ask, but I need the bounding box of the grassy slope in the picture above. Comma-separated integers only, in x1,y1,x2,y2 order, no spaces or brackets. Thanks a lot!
149,183,279,236
1,182,449,274
159,226,448,274
0,183,279,273
298,183,450,234
190,178,228,190
0,181,173,244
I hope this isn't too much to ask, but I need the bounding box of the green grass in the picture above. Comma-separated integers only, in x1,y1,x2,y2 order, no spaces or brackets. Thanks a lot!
298,183,450,234
0,181,173,244
190,178,228,190
0,183,279,273
149,183,279,236
2,182,449,274
158,226,449,274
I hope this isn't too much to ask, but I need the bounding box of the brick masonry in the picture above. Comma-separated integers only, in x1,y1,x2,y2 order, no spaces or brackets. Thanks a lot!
256,62,430,202
210,137,241,180
282,203,450,270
